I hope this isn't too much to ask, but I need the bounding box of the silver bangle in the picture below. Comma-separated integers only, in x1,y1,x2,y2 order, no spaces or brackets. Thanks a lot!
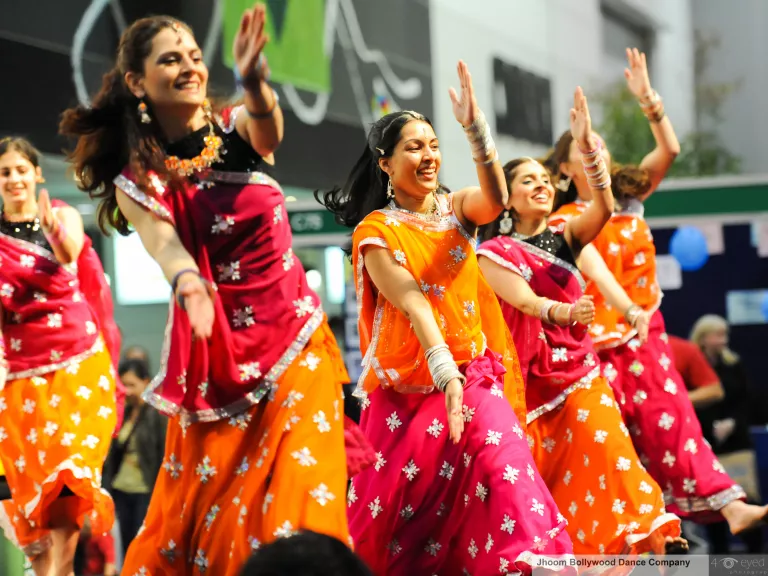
426,345,464,392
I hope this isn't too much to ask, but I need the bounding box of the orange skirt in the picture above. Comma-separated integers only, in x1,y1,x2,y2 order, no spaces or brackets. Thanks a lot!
528,376,680,558
0,340,117,557
121,322,350,576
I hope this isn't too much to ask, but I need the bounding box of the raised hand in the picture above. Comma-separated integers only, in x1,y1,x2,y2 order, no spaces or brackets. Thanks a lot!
448,60,479,128
571,294,595,326
569,87,595,151
233,3,271,89
178,280,215,340
624,47,652,100
37,189,57,233
445,378,465,444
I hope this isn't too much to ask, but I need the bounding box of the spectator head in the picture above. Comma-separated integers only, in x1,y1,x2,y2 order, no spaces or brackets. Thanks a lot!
118,357,151,406
240,531,371,576
690,314,739,365
123,345,150,365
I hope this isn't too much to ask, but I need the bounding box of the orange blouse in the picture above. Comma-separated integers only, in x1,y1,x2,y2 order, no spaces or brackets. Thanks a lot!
351,194,526,425
549,199,661,350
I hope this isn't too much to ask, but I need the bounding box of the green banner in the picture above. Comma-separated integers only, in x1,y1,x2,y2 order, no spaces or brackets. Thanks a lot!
223,0,331,93
646,183,768,218
289,209,347,236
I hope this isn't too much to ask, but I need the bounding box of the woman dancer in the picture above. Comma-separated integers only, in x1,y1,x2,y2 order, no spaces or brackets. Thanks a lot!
477,88,684,559
547,48,767,533
318,62,574,575
61,6,352,575
0,137,119,576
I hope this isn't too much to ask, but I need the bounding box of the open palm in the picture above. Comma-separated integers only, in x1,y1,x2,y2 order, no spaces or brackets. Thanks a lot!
569,87,593,149
448,60,479,127
233,3,270,87
624,47,652,99
37,189,56,231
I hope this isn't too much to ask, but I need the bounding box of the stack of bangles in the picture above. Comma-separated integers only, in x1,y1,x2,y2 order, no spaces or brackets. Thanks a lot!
43,222,67,247
463,109,498,165
171,268,216,311
639,89,665,123
624,304,643,328
535,297,574,326
425,343,466,392
580,140,611,190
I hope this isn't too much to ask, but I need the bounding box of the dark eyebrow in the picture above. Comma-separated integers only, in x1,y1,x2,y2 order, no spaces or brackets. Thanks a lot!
157,47,201,60
520,172,547,179
403,137,439,145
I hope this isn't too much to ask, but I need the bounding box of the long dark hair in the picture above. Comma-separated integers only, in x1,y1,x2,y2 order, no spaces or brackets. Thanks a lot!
0,136,42,169
315,111,446,232
478,157,542,242
59,16,197,235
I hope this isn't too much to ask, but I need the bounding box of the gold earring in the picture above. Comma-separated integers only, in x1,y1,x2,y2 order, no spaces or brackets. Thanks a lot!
138,100,151,124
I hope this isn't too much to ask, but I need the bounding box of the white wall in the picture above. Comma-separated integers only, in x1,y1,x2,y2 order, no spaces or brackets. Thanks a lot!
429,0,695,188
692,0,768,175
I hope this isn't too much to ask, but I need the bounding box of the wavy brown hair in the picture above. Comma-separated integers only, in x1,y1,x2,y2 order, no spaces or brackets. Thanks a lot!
60,17,197,235
610,164,651,202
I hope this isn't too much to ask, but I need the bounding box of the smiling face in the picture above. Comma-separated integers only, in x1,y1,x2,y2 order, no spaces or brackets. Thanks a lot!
126,26,208,117
0,148,41,215
507,160,555,221
380,119,441,201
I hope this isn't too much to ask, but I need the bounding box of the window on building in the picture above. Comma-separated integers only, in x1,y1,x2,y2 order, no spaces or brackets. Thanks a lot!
601,5,653,82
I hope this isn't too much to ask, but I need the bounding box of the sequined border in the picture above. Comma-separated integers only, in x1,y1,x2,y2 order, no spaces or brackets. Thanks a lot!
525,367,601,424
143,305,325,423
377,193,478,250
216,104,243,134
510,237,586,292
353,237,389,398
114,174,174,223
664,484,746,513
0,230,78,276
476,248,524,279
7,336,102,380
201,170,283,193
624,511,681,548
0,505,52,557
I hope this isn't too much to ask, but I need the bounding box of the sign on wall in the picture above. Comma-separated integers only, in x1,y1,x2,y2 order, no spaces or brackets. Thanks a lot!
493,57,553,146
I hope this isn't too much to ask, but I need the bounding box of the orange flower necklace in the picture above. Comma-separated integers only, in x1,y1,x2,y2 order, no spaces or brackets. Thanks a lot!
164,121,224,177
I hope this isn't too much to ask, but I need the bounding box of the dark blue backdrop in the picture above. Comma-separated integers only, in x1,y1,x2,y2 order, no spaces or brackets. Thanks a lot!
653,223,767,392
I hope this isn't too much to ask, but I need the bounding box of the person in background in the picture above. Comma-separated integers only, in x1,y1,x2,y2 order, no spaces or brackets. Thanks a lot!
122,344,151,367
77,515,117,576
103,358,167,556
239,531,372,576
668,333,725,409
688,314,765,553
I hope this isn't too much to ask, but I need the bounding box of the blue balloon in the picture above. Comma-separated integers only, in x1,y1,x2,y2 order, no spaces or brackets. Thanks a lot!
669,226,709,271
761,293,768,321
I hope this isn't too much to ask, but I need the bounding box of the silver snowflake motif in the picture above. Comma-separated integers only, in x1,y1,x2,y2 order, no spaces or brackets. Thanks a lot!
160,539,177,563
503,465,519,484
664,378,678,395
347,484,358,507
282,391,305,408
594,430,608,444
576,408,589,423
475,482,489,502
293,296,315,318
552,348,567,362
633,390,648,405
313,411,331,433
291,447,317,467
449,245,467,264
216,260,241,283
368,497,383,518
501,514,516,534
300,352,322,372
232,306,255,328
485,533,494,553
658,413,675,431
519,263,533,282
195,456,217,483
310,483,336,506
629,360,644,376
662,451,677,467
20,255,35,268
684,438,698,454
274,521,297,538
468,539,478,559
386,411,402,432
439,461,454,480
282,248,295,271
374,452,386,472
541,437,556,453
238,361,262,382
384,216,400,227
229,412,253,431
387,539,402,556
569,501,578,516
426,418,444,438
47,313,62,328
393,250,407,265
211,214,235,235
585,490,595,506
563,470,573,486
204,505,220,530
463,300,476,317
235,456,250,476
402,459,420,481
462,404,476,422
659,353,671,371
612,499,626,514
531,498,545,516
424,538,441,557
485,430,502,445
400,504,414,520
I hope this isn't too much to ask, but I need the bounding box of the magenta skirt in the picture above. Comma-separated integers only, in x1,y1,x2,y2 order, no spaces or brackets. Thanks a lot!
348,348,575,575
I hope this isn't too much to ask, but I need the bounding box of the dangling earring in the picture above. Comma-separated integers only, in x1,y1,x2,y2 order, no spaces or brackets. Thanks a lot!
203,98,213,120
386,178,395,200
499,210,513,235
138,100,152,124
36,175,46,184
556,175,572,192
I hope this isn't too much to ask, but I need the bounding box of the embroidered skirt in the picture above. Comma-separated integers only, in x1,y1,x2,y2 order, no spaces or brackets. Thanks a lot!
0,339,117,557
120,322,349,576
599,311,746,523
348,348,575,576
528,376,680,561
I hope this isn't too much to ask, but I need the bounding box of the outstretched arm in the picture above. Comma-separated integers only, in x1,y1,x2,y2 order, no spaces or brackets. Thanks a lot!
624,48,680,199
478,255,594,326
578,243,649,342
364,246,464,442
563,88,614,254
